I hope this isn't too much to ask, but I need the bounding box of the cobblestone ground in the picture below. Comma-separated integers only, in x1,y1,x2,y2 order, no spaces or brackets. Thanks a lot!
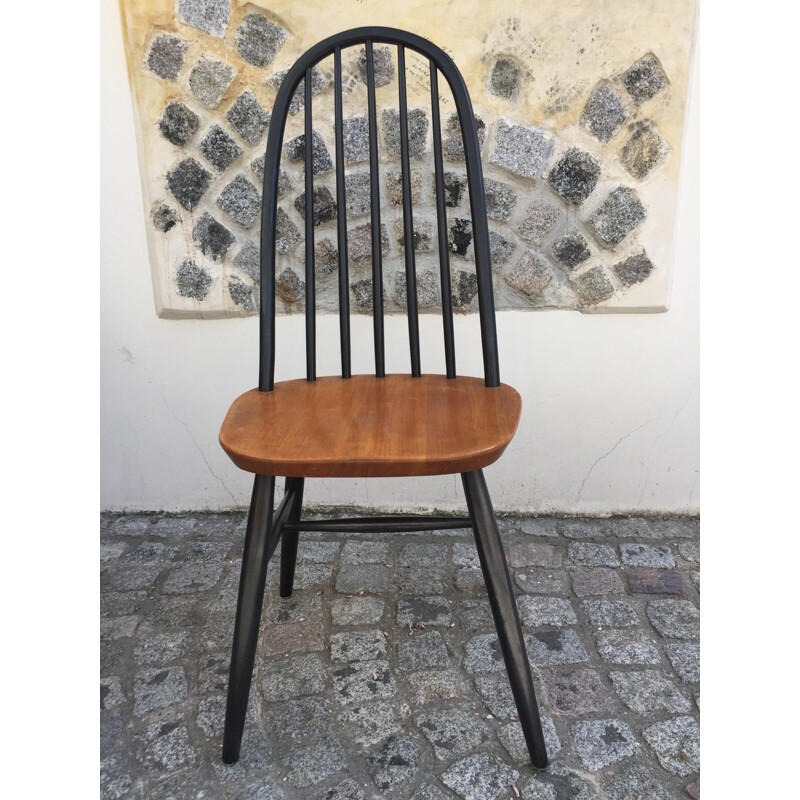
100,513,699,800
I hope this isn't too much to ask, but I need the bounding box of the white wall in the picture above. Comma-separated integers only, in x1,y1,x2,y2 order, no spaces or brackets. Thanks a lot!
101,3,699,515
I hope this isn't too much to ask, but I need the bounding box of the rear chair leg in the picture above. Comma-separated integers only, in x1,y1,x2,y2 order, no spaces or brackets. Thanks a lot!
279,477,304,597
222,474,275,764
461,469,549,769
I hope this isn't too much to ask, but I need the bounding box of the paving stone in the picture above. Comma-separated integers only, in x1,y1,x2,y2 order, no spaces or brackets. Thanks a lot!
582,599,639,628
323,779,367,800
604,517,655,538
166,157,211,211
559,519,606,539
441,753,519,800
497,716,560,764
504,251,554,299
101,591,146,617
649,518,698,539
572,568,624,596
604,765,672,800
548,148,601,206
336,564,388,594
490,119,552,178
126,542,181,563
112,564,162,591
664,642,700,684
100,753,132,798
152,594,208,628
620,122,670,180
454,567,485,593
331,596,385,625
596,630,661,665
453,542,480,569
294,540,340,564
284,737,347,787
235,13,287,67
268,66,328,115
610,670,692,714
106,515,152,535
515,568,569,596
383,107,429,157
404,669,470,704
100,542,127,564
283,130,333,175
484,179,517,221
199,125,242,173
642,715,699,776
647,600,699,639
398,630,450,670
262,621,324,658
211,726,272,783
622,54,668,105
136,714,197,772
295,186,338,226
517,595,577,627
229,276,257,310
189,55,235,109
177,0,230,38
267,696,333,745
357,45,395,87
442,112,486,161
628,569,685,595
568,542,619,567
226,90,270,145
553,230,592,270
473,673,516,719
133,667,188,715
146,32,189,81
366,734,420,791
187,540,231,562
571,265,615,306
411,784,452,800
395,566,446,595
158,101,199,147
100,676,125,711
399,542,450,567
163,562,224,594
343,171,371,215
265,593,323,625
261,653,328,701
457,598,494,632
678,542,700,563
330,629,387,662
175,258,211,301
587,187,647,247
440,271,473,314
546,668,614,714
490,230,517,267
416,708,488,760
519,763,599,800
217,174,261,228
487,57,521,99
464,634,506,674
134,632,189,665
517,199,561,246
337,701,401,747
348,222,390,263
580,83,628,142
331,660,394,704
685,779,700,799
612,251,656,288
527,629,589,665
691,571,700,590
397,596,453,627
150,202,179,233
102,616,139,643
572,719,637,771
342,116,369,164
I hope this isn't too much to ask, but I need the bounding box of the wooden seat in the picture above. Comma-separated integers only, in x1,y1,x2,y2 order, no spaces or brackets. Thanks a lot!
220,374,521,478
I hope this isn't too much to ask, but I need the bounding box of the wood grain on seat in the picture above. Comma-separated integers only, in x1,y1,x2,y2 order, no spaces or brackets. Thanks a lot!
219,374,521,478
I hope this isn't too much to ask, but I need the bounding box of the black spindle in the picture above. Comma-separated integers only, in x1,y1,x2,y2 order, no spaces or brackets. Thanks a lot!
303,68,316,381
398,46,421,377
333,47,351,378
365,40,385,378
430,63,456,379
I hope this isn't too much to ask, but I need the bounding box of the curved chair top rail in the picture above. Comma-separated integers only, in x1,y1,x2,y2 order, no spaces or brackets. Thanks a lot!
258,26,500,391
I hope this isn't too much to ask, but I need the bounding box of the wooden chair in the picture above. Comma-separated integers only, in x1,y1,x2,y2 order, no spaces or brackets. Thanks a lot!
218,27,549,769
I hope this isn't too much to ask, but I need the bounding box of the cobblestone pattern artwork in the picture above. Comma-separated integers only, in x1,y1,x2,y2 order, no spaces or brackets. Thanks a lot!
122,1,694,318
101,511,699,799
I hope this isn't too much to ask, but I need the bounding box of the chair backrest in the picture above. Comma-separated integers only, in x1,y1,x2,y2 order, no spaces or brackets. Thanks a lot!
258,26,500,391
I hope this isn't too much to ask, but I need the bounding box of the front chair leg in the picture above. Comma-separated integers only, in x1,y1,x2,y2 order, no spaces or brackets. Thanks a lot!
461,469,549,769
222,474,275,764
279,477,305,597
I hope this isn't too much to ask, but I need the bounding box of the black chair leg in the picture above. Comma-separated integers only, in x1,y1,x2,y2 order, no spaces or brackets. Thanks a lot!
461,469,549,769
279,477,305,597
222,474,275,764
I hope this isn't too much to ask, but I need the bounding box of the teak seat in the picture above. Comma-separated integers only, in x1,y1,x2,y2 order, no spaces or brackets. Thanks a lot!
220,375,522,477
218,27,550,770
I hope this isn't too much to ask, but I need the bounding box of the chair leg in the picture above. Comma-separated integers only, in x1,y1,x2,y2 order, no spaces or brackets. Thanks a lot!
279,477,305,597
222,474,275,764
461,469,549,769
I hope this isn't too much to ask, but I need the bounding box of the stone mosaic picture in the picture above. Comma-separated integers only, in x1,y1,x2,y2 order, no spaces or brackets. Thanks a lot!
120,0,697,318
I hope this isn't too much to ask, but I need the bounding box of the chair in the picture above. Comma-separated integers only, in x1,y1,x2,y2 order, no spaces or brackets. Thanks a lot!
218,26,549,769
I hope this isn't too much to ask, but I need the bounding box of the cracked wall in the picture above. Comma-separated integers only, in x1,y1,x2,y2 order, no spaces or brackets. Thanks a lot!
121,0,697,319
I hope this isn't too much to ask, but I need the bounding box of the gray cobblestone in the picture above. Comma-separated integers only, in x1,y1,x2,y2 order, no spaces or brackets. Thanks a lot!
331,596,385,626
330,630,387,662
572,568,625,596
337,701,401,747
417,708,489,760
367,734,421,791
610,669,692,714
441,754,519,800
397,596,453,626
133,667,188,715
595,629,661,665
605,765,673,800
582,599,639,628
572,718,637,771
546,668,613,714
398,630,450,670
335,564,388,594
642,715,699,776
332,660,394,704
664,642,700,684
568,542,619,567
628,568,685,595
620,543,675,568
517,595,576,627
646,600,700,639
491,119,552,178
515,568,569,595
